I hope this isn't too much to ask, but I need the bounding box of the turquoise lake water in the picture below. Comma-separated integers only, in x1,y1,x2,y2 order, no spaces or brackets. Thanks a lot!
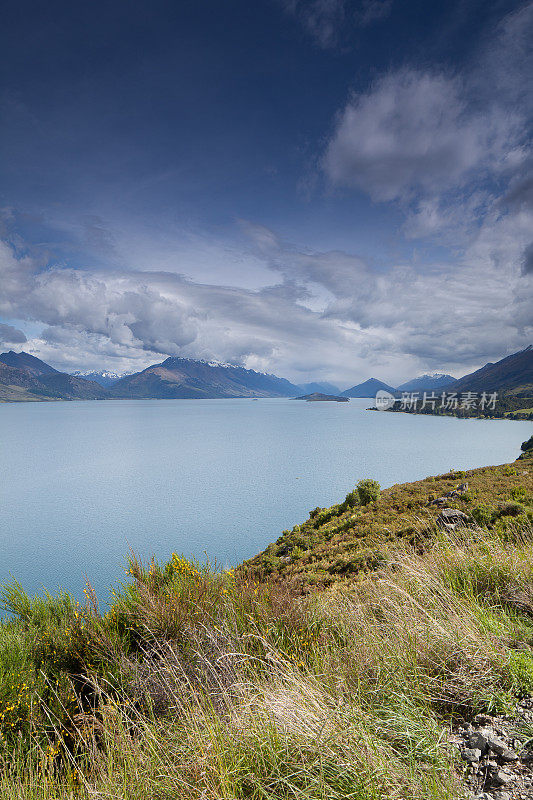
1,398,531,604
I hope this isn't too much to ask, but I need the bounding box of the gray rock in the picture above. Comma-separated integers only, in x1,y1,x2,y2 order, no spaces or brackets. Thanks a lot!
437,507,470,522
428,496,448,506
486,734,518,760
436,507,471,528
462,747,482,763
468,731,488,750
492,769,513,786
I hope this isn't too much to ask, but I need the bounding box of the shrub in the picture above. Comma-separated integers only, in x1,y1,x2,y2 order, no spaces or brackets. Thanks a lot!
521,434,533,453
344,489,359,508
471,504,495,527
511,486,529,502
357,478,381,506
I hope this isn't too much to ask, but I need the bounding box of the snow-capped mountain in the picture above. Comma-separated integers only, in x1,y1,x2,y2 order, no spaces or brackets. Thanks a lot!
71,370,127,387
397,373,455,393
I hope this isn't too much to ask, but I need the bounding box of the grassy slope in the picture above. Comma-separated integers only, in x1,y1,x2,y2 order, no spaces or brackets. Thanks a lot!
0,446,532,798
244,454,533,591
0,385,48,402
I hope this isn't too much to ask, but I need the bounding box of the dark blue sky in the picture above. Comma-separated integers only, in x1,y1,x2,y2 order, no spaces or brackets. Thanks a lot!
0,0,531,383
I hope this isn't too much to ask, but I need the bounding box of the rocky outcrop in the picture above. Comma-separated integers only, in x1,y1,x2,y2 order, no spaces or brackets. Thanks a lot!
436,507,471,529
452,702,533,799
428,482,469,507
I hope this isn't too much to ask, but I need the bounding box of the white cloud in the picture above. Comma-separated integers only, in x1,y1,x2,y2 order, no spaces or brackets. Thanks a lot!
1,216,530,386
323,69,518,203
2,4,531,385
323,2,533,232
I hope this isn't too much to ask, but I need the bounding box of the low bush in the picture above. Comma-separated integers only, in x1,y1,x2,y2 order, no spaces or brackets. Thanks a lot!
357,478,381,506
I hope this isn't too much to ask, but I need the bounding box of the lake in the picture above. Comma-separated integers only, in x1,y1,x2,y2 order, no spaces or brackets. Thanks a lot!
1,398,531,604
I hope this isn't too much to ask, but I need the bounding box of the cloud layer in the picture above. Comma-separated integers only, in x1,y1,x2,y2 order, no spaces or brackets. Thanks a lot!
0,208,530,384
0,3,531,385
0,322,26,345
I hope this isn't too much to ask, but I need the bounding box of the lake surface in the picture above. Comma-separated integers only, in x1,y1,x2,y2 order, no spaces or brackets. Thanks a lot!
1,399,531,604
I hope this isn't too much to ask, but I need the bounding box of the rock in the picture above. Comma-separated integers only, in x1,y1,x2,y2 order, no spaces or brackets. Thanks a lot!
462,747,482,763
468,731,488,750
486,733,518,760
492,769,513,786
436,508,470,527
428,496,448,506
440,483,469,501
492,793,511,800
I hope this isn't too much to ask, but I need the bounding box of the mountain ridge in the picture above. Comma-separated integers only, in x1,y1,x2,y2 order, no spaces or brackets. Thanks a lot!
0,352,109,401
444,346,532,395
341,377,397,397
397,373,455,393
110,356,301,399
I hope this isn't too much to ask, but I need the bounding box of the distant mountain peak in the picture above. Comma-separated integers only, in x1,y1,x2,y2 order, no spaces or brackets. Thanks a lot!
341,378,397,398
397,373,455,393
0,350,60,375
71,370,129,387
111,356,300,399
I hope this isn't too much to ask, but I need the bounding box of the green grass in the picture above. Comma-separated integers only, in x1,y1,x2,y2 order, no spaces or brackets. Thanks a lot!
244,456,533,591
0,452,532,797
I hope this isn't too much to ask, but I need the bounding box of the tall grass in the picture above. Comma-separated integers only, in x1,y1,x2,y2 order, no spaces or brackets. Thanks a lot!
1,528,533,798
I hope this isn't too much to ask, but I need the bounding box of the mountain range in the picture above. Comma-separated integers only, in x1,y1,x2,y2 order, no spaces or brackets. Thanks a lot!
0,352,108,401
445,346,532,396
396,373,455,393
110,357,300,399
0,347,530,403
0,352,300,401
71,370,128,387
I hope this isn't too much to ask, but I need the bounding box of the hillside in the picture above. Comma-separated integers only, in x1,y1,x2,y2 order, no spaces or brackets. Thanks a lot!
0,350,59,376
1,445,533,799
245,450,533,591
0,353,109,401
387,347,533,420
449,346,532,396
111,356,300,399
0,362,53,401
341,377,396,397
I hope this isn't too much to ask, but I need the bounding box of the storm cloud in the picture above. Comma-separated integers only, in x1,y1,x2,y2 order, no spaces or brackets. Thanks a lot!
0,1,531,385
0,322,27,344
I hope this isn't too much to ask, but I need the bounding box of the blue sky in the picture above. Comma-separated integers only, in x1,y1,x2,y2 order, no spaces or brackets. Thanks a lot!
0,0,531,385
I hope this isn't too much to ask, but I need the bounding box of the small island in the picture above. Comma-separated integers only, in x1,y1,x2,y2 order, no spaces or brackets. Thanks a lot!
294,392,349,402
